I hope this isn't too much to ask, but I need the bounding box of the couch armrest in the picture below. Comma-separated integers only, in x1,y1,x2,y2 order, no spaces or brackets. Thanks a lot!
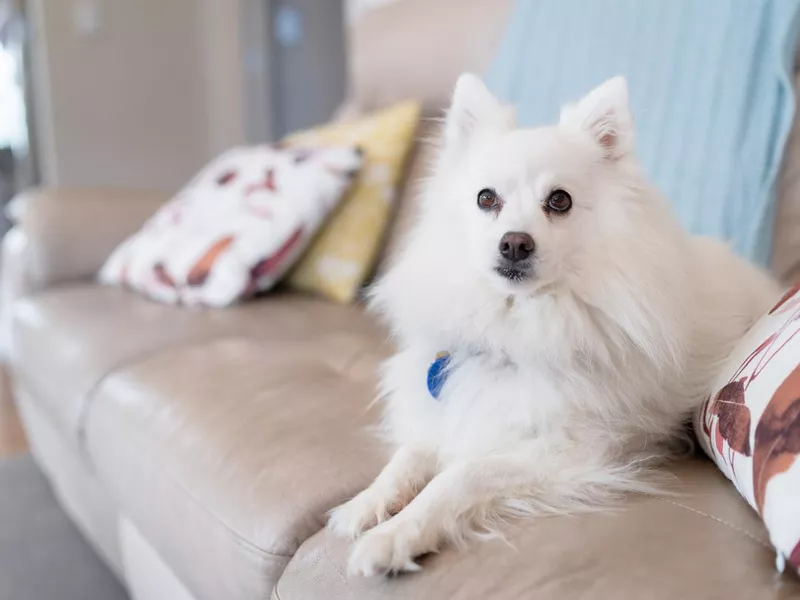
1,187,169,298
0,187,170,358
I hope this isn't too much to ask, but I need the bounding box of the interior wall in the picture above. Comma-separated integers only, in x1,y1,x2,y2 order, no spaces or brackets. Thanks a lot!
24,0,353,190
239,0,273,145
27,0,249,191
346,0,400,23
270,0,346,137
199,0,247,158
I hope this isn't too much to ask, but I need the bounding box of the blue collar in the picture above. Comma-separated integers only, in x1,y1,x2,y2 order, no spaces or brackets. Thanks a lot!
427,352,452,400
426,347,514,400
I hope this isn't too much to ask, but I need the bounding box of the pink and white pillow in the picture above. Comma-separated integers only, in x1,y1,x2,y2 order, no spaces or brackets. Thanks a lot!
695,283,800,575
100,144,362,306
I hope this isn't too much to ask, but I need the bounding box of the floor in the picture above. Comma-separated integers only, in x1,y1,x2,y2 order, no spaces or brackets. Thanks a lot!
0,366,27,458
0,455,129,600
0,369,127,600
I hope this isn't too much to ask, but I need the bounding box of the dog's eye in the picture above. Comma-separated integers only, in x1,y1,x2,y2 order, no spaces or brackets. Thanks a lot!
477,188,499,210
545,189,572,213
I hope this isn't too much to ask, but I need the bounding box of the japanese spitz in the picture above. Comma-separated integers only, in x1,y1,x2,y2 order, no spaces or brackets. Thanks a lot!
329,74,780,576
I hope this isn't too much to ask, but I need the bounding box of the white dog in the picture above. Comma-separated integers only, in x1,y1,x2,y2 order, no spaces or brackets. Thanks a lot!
328,74,780,577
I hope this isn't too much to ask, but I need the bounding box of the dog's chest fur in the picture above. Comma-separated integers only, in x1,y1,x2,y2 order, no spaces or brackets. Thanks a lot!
435,352,562,460
385,334,586,465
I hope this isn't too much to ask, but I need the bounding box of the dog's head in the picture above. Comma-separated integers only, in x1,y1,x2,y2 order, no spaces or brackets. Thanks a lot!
375,74,689,361
426,74,657,297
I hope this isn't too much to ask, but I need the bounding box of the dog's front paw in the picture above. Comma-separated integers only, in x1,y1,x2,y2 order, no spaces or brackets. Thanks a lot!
347,521,426,577
327,490,387,539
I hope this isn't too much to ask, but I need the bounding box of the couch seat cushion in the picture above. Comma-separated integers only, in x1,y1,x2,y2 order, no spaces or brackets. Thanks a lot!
274,460,800,600
83,334,389,599
10,284,379,445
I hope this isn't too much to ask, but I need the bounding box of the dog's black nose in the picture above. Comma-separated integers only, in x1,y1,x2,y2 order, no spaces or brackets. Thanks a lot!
499,231,535,262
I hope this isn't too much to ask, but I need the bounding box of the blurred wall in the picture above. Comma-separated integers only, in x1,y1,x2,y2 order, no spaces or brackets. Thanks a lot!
200,0,248,158
270,0,346,137
27,0,252,191
346,0,400,23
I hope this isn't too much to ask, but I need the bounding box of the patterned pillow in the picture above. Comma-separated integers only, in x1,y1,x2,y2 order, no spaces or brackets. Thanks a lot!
694,283,800,575
283,101,420,303
100,145,362,307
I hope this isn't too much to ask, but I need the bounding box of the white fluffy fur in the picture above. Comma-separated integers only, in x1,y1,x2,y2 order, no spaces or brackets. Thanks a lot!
328,74,781,577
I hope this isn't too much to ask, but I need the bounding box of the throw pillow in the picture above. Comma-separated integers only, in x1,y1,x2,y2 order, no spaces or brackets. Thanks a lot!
694,283,800,575
99,144,362,307
282,100,421,303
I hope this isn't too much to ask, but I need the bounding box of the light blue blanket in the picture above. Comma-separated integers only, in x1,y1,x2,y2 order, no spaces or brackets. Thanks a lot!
486,1,800,265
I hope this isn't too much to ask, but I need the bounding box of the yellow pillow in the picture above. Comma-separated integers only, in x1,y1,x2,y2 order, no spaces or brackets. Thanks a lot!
283,101,421,303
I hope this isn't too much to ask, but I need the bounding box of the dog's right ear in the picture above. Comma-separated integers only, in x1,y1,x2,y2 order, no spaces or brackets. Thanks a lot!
559,76,634,160
444,73,514,150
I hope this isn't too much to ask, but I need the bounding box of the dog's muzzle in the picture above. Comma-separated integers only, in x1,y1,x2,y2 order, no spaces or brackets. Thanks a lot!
494,259,533,283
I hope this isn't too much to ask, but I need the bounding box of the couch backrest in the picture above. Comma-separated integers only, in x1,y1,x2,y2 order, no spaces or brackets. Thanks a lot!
775,72,800,284
349,0,800,284
346,0,513,115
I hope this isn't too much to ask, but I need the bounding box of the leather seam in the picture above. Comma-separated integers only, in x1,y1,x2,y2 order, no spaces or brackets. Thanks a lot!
46,328,370,578
656,498,772,548
15,363,299,579
273,582,284,600
76,330,377,448
72,338,307,563
104,402,299,561
75,335,249,453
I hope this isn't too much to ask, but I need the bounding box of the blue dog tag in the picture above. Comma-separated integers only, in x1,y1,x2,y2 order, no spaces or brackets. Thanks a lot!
427,352,451,400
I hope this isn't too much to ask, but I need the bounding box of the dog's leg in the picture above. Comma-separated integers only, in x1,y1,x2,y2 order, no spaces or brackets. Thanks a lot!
328,445,436,539
345,454,537,576
346,446,651,577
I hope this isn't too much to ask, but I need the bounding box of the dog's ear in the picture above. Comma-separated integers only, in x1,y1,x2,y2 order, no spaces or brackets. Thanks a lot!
560,76,634,160
445,73,515,150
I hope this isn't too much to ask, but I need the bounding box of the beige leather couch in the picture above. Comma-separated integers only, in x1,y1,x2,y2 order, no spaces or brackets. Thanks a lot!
5,1,800,598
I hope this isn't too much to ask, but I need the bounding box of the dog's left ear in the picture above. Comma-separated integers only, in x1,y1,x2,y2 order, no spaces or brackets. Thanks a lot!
560,76,634,160
445,73,515,150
